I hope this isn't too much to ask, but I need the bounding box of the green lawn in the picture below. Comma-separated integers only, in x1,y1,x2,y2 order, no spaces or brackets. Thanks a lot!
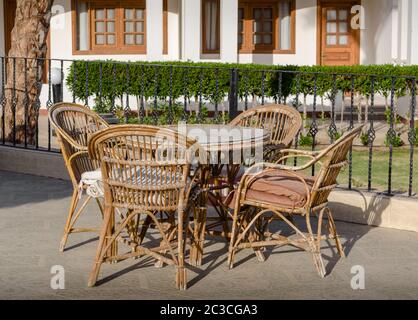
298,147,418,195
339,147,418,195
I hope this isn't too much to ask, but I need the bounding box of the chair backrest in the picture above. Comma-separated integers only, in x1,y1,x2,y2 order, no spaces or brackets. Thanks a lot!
88,125,198,212
48,103,110,186
308,125,364,210
230,104,302,148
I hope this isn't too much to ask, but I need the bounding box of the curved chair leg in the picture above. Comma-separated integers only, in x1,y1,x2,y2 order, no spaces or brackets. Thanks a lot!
311,246,326,278
95,198,105,219
155,223,176,268
88,204,114,287
229,207,264,268
176,206,187,290
89,208,184,289
325,208,345,258
247,211,266,262
138,215,152,245
307,210,326,278
60,189,80,252
227,206,240,269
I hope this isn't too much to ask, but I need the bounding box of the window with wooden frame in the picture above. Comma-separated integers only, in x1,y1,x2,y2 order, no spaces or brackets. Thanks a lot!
202,0,220,54
72,0,146,54
238,0,295,54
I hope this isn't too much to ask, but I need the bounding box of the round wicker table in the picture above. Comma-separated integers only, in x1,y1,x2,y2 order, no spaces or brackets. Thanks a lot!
168,124,270,266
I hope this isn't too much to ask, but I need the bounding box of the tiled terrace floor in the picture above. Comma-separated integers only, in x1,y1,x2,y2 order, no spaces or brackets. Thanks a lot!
1,170,418,300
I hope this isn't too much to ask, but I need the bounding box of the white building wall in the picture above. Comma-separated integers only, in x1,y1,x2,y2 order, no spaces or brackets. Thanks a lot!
220,0,238,63
167,0,180,60
181,0,201,61
147,0,163,61
399,0,409,62
360,0,394,65
411,0,418,64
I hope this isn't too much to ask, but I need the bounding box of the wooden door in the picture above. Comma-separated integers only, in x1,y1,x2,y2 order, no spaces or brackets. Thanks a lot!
319,1,360,66
4,0,17,56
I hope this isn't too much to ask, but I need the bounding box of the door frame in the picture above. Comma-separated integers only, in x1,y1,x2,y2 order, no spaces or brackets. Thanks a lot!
316,0,361,66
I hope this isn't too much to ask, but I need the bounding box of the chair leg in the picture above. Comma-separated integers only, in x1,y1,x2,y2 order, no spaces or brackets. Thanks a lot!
95,198,105,219
243,210,265,263
176,207,187,290
307,211,326,278
60,189,79,252
326,209,345,258
88,204,113,287
138,215,152,245
228,204,242,270
155,222,176,269
251,235,266,262
312,247,326,278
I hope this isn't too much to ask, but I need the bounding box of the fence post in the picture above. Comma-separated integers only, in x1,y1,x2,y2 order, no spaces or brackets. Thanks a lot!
229,68,239,121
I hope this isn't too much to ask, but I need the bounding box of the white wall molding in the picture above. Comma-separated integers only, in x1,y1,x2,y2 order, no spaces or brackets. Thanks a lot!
220,0,238,63
147,0,163,61
181,0,201,61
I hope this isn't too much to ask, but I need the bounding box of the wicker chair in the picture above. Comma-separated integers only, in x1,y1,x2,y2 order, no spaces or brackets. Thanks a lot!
228,125,364,277
87,125,199,290
48,103,109,252
230,104,302,163
205,104,302,240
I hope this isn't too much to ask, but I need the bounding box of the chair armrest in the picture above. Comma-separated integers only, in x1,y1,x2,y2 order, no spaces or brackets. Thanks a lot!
68,150,90,166
279,149,321,156
276,149,323,166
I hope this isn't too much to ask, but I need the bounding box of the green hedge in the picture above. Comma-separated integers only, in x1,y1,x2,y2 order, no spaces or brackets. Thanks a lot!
66,60,418,112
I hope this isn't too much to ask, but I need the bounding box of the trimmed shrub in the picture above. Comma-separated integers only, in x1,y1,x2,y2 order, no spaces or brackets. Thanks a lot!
385,133,404,147
360,132,370,146
65,60,418,119
299,134,314,147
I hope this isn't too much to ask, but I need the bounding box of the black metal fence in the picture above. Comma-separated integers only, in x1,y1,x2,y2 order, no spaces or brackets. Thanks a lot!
0,56,417,197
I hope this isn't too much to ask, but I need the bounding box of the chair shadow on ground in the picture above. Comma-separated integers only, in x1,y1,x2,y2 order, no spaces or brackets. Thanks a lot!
188,189,389,281
255,189,389,275
91,189,390,287
0,170,72,209
94,232,164,287
64,237,99,252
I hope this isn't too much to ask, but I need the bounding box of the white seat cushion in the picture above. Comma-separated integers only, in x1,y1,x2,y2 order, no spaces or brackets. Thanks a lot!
79,168,183,199
79,169,104,198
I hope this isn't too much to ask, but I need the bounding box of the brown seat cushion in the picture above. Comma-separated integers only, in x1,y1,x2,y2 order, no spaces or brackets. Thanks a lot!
228,169,315,209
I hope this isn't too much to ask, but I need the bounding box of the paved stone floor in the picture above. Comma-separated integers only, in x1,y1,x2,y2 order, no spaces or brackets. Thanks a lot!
1,170,418,300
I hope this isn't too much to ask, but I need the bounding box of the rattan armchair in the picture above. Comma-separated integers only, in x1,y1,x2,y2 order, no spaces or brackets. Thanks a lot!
230,104,302,163
228,125,364,277
87,125,199,290
206,104,303,239
48,103,109,251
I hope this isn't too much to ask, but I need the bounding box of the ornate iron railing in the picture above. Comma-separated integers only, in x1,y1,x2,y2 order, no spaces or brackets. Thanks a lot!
0,56,417,197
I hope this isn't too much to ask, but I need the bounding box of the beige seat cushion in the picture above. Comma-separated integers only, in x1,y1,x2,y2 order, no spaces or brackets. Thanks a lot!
228,169,315,209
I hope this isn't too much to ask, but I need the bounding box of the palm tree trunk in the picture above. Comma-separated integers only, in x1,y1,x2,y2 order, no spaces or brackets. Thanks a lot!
3,0,53,145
